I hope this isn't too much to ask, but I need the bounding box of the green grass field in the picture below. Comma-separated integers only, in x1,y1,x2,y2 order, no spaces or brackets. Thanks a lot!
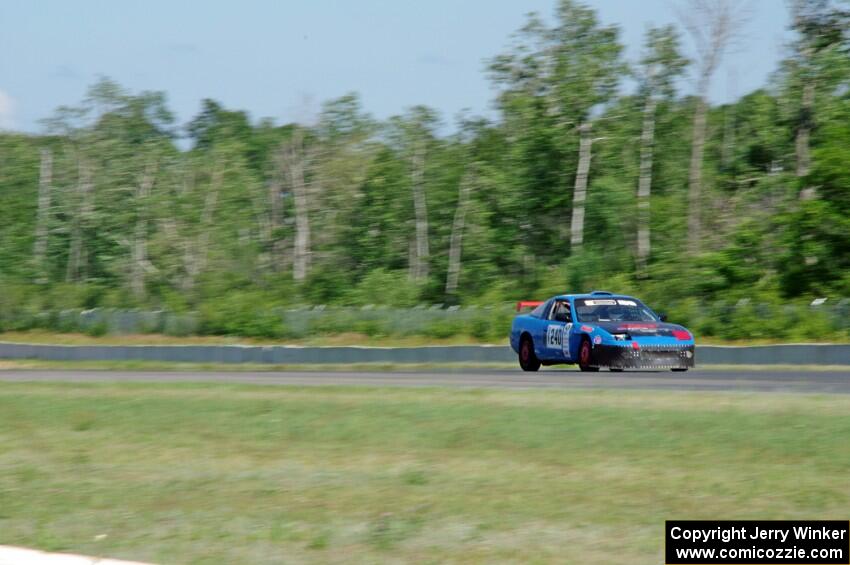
1,383,849,564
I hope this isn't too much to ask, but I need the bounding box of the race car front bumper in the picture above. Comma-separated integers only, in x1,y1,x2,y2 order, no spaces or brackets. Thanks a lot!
592,343,695,369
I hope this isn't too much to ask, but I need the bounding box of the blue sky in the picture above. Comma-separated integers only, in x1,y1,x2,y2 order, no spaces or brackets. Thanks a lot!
0,0,791,134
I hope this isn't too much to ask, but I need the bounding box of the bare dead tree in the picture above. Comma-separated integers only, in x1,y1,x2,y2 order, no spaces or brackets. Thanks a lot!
279,127,312,282
33,148,53,283
445,168,475,295
183,162,223,292
408,238,417,282
256,155,287,275
792,0,817,189
569,122,594,249
410,138,430,281
636,97,657,275
131,159,158,299
265,166,286,272
721,67,737,171
66,157,94,282
678,0,750,255
788,0,848,199
796,78,815,182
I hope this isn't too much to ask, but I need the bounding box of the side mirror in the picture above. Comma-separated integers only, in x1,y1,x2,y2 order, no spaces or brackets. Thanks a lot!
658,312,668,322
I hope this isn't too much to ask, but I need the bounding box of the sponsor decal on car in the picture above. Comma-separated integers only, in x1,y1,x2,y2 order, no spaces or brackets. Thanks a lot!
580,325,594,332
584,299,617,306
617,323,658,331
593,335,602,345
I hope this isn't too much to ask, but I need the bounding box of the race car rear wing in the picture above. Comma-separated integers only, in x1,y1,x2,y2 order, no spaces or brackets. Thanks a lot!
516,300,543,312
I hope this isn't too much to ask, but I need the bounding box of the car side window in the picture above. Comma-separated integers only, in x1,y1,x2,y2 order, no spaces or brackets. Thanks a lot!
548,300,571,323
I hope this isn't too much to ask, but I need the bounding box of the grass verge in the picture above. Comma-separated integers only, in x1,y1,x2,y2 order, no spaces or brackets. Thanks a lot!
0,359,848,372
0,383,848,563
0,360,518,372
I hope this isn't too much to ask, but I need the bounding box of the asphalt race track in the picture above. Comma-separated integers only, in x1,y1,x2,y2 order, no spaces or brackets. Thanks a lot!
1,368,849,393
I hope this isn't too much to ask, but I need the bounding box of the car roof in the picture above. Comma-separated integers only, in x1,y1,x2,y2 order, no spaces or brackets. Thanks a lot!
551,291,639,301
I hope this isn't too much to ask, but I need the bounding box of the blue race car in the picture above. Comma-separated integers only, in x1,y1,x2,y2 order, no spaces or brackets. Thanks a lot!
509,291,695,372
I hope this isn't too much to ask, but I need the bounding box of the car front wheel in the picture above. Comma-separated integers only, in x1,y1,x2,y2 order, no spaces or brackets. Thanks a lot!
578,338,599,372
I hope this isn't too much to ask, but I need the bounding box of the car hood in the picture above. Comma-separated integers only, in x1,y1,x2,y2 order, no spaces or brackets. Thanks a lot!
589,321,689,338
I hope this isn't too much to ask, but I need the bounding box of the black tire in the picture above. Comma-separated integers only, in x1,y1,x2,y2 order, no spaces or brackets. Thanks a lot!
578,338,599,372
671,368,688,372
518,335,541,372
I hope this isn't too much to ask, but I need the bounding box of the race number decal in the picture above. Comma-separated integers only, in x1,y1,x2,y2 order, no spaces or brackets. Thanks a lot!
546,324,572,356
546,325,562,349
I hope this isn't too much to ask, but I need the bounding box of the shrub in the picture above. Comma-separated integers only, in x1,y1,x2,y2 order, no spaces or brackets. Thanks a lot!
346,269,423,307
85,321,108,337
198,291,285,338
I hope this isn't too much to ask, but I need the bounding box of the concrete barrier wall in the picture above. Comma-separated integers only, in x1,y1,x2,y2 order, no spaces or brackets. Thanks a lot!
695,344,850,365
0,342,849,365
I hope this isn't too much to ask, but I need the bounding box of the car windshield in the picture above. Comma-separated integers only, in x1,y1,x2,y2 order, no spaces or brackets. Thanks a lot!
574,298,658,322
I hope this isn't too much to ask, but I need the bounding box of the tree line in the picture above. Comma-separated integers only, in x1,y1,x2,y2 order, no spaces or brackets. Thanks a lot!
0,0,848,323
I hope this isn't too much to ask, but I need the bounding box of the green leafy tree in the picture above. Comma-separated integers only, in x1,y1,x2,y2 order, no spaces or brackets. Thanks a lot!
634,25,688,274
489,0,625,262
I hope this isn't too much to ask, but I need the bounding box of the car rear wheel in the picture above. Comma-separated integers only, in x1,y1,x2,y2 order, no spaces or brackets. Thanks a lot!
578,338,599,372
518,336,541,372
